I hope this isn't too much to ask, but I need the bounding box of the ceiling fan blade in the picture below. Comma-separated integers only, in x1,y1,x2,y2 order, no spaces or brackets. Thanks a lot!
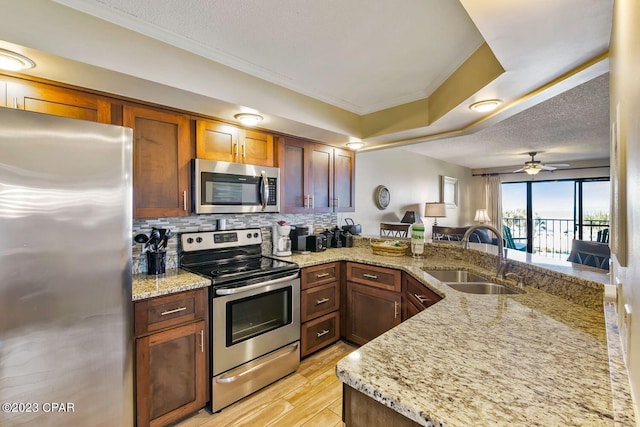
513,167,526,173
545,163,570,167
540,165,557,171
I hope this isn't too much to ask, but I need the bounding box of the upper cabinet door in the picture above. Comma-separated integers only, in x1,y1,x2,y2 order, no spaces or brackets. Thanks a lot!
279,137,310,213
309,143,334,213
124,105,191,218
195,119,239,163
333,148,355,212
5,77,112,123
196,119,274,166
242,129,274,166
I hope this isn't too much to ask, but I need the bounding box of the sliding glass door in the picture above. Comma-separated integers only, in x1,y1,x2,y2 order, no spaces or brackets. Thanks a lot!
502,178,609,257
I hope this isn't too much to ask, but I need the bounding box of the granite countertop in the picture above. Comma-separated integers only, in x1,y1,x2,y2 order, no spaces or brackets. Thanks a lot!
130,241,634,425
132,269,210,301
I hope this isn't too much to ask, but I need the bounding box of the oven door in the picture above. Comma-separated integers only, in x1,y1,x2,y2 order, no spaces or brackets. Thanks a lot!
211,273,300,375
194,159,279,214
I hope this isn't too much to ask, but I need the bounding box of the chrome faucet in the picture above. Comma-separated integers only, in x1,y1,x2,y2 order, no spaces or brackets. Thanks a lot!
461,224,507,278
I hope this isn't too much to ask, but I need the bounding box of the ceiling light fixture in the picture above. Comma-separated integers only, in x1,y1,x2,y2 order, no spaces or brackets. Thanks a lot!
346,142,364,150
469,99,501,113
0,49,35,71
234,113,263,126
524,167,541,175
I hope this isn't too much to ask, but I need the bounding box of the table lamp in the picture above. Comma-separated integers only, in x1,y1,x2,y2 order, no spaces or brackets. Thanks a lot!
424,202,446,226
474,209,491,224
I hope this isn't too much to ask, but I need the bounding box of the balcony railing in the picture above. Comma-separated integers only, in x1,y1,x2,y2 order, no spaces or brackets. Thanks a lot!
503,218,609,258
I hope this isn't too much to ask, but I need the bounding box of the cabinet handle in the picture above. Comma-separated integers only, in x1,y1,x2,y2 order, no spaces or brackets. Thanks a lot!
316,329,330,338
394,301,400,319
315,297,330,305
316,272,330,279
200,329,204,353
160,306,187,316
310,195,314,209
13,97,18,109
234,142,239,156
304,195,310,209
363,273,378,280
242,143,246,158
414,294,430,304
183,190,187,211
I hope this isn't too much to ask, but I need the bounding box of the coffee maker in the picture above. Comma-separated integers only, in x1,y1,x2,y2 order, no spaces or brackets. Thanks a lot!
272,223,292,256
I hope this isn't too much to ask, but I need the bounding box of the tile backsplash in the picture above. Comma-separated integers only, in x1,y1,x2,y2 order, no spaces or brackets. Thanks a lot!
133,212,337,274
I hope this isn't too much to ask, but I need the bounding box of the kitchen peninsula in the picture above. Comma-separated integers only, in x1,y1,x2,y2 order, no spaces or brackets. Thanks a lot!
132,240,635,426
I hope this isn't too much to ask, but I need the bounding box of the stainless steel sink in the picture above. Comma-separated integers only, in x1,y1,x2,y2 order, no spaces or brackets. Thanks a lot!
423,270,488,283
445,282,522,295
423,269,524,295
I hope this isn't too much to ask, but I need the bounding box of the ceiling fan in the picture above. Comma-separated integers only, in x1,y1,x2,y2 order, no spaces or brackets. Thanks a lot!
513,152,570,175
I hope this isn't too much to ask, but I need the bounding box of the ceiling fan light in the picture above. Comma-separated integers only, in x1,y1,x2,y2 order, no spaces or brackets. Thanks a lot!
234,113,263,126
525,167,541,175
469,99,501,113
0,49,35,71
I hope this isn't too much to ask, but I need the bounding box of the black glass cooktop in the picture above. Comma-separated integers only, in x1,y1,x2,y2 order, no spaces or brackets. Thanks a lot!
183,256,299,287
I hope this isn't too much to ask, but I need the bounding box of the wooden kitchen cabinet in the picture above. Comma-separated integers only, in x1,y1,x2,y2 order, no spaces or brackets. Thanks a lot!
300,262,341,357
344,263,401,346
402,273,442,320
125,104,191,218
4,75,113,123
134,289,208,427
195,119,274,166
278,136,355,213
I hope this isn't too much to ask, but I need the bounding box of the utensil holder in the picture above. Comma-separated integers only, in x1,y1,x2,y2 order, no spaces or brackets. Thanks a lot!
147,251,166,275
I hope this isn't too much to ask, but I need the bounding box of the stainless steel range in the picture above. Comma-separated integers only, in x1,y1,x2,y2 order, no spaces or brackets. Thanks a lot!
179,228,300,412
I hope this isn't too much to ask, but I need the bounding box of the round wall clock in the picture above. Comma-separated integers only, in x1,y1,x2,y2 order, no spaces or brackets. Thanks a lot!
374,185,390,210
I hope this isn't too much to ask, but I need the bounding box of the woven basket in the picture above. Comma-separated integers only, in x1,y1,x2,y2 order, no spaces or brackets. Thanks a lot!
370,240,407,256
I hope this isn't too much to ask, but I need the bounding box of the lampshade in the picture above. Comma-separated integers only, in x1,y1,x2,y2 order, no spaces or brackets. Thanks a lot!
401,210,420,223
474,209,491,223
424,202,446,218
424,202,446,225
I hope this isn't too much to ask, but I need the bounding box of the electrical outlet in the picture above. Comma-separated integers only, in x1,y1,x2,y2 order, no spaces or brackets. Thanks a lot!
623,303,632,365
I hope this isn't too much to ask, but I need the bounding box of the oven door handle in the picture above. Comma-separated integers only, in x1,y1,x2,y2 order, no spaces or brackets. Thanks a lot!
215,272,299,295
215,342,299,384
259,170,269,211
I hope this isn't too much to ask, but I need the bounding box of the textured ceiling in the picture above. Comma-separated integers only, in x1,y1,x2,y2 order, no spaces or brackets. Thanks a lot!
403,73,611,169
0,0,613,169
61,0,484,114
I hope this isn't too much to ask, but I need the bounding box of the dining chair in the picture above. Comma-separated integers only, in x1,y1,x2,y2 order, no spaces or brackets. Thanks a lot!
380,223,410,238
567,239,610,270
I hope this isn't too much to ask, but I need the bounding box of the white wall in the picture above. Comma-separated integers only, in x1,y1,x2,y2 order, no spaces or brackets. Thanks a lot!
611,0,640,415
338,148,472,238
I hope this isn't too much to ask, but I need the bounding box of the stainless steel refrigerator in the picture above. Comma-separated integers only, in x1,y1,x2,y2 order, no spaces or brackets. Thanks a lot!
0,107,133,426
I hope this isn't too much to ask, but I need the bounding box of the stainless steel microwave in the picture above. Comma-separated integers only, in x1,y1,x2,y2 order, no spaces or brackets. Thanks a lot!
193,159,280,214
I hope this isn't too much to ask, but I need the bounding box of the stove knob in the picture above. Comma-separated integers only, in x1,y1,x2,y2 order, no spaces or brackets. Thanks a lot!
186,237,194,244
247,233,252,239
196,237,203,243
253,232,259,238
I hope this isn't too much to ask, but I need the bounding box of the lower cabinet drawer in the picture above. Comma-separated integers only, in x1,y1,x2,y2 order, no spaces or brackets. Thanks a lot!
301,312,340,357
301,281,339,322
135,289,207,337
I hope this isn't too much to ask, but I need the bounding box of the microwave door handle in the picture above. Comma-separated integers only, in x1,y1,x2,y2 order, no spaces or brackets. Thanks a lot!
260,170,269,211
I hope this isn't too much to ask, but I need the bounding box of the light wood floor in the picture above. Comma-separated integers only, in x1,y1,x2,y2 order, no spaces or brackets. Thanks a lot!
176,341,358,427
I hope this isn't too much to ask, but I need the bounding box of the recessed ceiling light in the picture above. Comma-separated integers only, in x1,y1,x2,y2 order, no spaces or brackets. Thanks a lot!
0,49,35,71
469,99,501,113
234,113,263,126
345,142,364,150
